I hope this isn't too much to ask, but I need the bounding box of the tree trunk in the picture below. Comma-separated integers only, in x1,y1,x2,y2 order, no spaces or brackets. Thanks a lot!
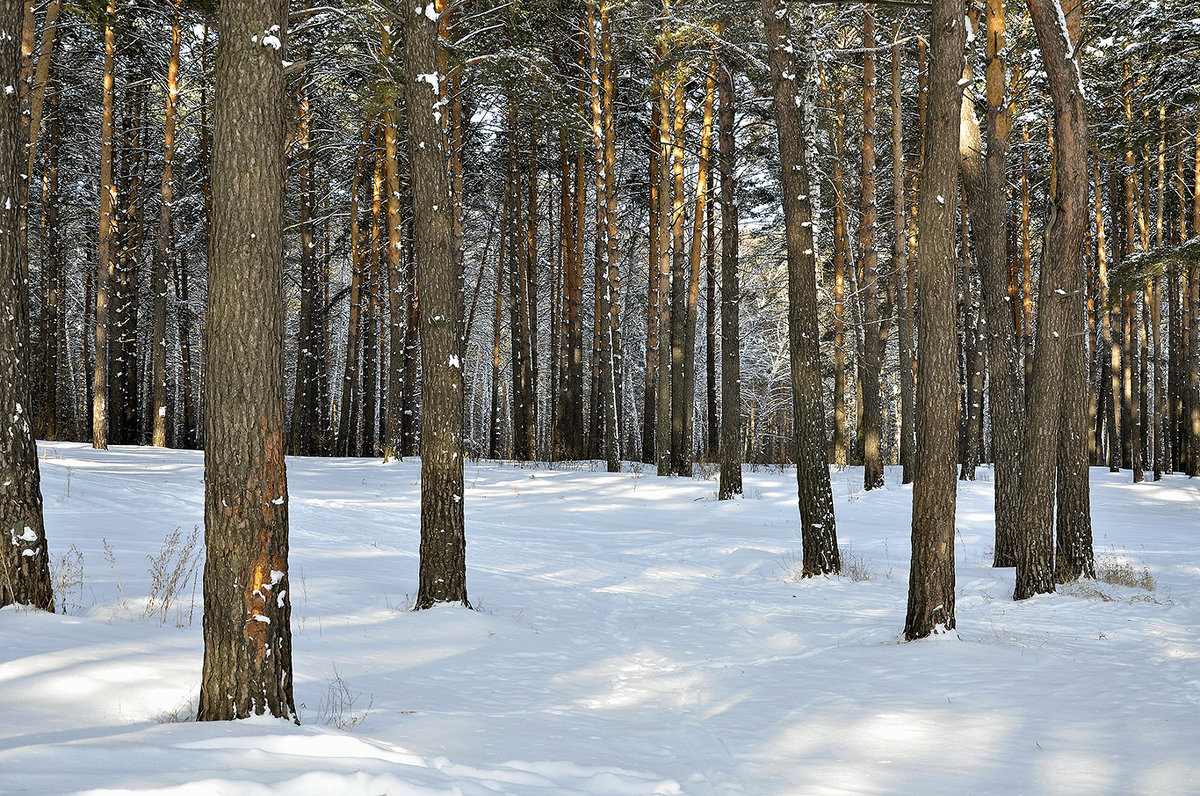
405,0,468,608
761,0,839,577
859,4,884,491
891,21,914,485
717,57,742,500
1014,0,1090,601
92,0,117,450
681,55,716,473
905,0,965,639
0,0,52,611
151,3,181,448
198,0,296,722
654,28,673,476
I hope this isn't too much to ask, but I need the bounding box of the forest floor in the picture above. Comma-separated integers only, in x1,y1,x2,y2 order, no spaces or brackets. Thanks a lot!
2,444,1198,795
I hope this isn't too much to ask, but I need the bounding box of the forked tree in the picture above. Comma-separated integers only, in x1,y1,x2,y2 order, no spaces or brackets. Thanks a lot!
198,0,297,722
0,0,53,612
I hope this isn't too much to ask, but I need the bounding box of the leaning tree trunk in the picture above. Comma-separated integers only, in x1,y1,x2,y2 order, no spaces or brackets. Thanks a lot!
198,0,296,722
405,0,468,609
1013,0,1090,601
904,0,966,640
0,0,52,611
761,0,839,576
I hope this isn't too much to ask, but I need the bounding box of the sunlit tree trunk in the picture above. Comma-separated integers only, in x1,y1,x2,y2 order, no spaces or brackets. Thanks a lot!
92,0,117,450
151,2,181,448
198,0,296,722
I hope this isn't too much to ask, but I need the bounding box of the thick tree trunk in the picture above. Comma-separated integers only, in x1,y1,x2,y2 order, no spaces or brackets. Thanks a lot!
905,0,965,639
198,0,296,722
1,0,52,611
405,0,468,608
761,0,839,577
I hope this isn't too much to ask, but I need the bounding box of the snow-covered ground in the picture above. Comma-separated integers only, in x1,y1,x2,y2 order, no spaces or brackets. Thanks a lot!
2,444,1198,795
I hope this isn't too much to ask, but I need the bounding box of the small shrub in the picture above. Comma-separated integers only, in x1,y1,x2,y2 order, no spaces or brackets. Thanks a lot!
51,544,85,615
318,666,372,730
145,525,204,627
840,547,872,582
1097,556,1157,592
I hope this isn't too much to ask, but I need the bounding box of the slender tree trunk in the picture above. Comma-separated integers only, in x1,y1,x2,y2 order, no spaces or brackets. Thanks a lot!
151,3,181,448
669,78,688,475
198,0,296,722
761,0,839,576
717,58,742,500
860,4,884,491
654,26,673,476
92,0,117,450
830,77,850,469
891,21,914,484
682,55,715,472
905,0,965,639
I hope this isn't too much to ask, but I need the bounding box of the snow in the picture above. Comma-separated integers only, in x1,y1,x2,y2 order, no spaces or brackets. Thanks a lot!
3,444,1199,794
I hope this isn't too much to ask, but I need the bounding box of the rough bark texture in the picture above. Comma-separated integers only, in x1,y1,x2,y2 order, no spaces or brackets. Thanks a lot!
1,0,52,611
891,22,914,485
405,0,468,608
958,1,1021,566
717,60,742,500
904,0,965,640
93,0,116,451
859,5,884,491
762,0,839,576
1014,0,1090,601
151,3,181,448
1053,1,1094,583
198,0,296,722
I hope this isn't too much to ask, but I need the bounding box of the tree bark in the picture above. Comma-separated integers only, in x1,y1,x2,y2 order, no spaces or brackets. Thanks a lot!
1,0,52,611
151,2,181,448
761,0,839,577
860,5,884,491
198,0,296,722
717,58,742,500
1013,0,1090,601
405,0,468,608
905,0,965,639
